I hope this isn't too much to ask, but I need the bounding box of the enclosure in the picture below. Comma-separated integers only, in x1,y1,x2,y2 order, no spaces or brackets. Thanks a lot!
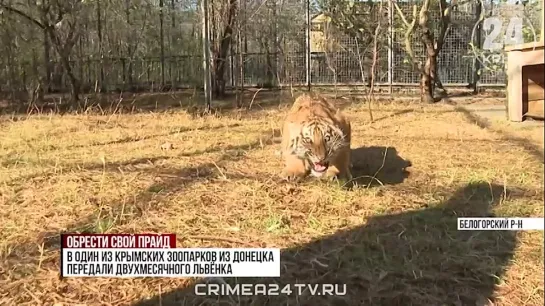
0,0,544,305
1,91,544,305
0,0,543,99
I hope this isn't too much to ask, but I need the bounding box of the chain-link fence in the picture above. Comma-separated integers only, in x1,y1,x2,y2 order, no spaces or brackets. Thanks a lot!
0,0,542,95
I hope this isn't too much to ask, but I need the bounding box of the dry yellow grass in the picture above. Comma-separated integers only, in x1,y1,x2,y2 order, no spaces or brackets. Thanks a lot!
0,91,543,306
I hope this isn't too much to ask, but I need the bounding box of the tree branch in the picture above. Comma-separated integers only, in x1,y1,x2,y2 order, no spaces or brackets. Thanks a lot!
394,2,421,72
394,1,411,27
418,0,431,28
0,4,45,29
435,0,450,53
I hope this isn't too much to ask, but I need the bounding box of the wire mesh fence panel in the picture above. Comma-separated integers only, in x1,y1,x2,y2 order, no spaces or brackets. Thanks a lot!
477,0,542,85
0,0,543,96
439,2,476,85
231,0,309,87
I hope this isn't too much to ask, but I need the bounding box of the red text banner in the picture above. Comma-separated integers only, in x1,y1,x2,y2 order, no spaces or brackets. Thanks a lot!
61,234,176,249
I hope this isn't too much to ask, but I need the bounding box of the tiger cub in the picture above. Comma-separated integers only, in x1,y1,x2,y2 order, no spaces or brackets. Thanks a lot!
280,93,352,182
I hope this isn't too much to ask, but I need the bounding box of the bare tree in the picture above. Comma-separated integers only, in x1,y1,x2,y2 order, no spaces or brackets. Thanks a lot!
319,0,454,103
393,0,454,103
317,0,388,86
366,0,384,122
208,0,237,98
1,0,87,103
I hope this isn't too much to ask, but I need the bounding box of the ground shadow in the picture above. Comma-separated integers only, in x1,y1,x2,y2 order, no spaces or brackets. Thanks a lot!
3,129,282,268
1,162,226,271
64,123,243,150
452,105,544,162
0,89,293,116
350,146,412,187
132,181,518,306
5,127,282,186
370,109,414,123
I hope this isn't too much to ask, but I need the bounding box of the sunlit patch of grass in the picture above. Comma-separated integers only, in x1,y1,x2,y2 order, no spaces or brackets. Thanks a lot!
0,93,542,305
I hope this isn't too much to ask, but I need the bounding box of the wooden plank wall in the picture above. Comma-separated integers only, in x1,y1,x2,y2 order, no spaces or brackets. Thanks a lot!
523,64,545,119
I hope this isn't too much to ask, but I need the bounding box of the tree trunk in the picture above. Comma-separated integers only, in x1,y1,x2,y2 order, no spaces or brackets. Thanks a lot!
43,27,52,93
63,58,80,103
97,0,105,92
159,0,165,89
56,49,80,103
416,0,435,104
125,0,135,90
50,34,80,103
419,24,435,103
212,0,237,98
420,51,435,104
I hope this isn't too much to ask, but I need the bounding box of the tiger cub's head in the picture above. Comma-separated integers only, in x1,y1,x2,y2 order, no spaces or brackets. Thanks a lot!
291,121,348,174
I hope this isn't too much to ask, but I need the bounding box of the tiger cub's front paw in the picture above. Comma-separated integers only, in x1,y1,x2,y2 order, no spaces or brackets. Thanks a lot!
281,167,307,182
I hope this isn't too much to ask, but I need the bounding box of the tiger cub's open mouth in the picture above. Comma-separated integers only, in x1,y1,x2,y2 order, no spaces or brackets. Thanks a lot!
312,161,329,173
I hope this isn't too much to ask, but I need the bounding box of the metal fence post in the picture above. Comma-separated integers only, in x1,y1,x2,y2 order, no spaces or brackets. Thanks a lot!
388,0,394,93
305,0,311,91
201,0,212,110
